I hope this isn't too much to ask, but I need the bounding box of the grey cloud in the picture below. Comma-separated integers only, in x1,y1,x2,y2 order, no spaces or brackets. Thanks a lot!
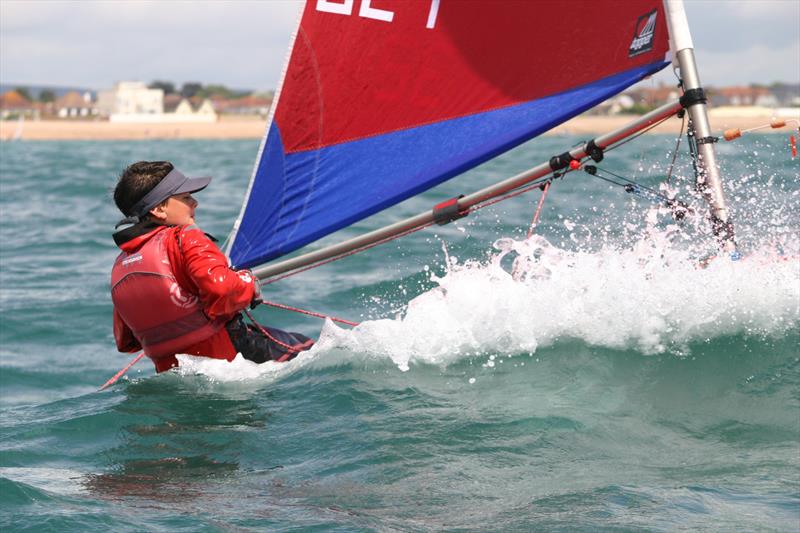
0,0,301,89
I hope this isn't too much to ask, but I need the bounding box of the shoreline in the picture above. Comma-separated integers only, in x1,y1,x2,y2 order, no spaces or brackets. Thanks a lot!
0,114,794,141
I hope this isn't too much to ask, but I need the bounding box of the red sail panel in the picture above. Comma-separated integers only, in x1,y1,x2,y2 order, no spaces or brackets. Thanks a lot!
277,0,670,153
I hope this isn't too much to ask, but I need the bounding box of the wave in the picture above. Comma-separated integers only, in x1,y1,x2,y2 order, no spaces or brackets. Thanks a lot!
174,229,798,381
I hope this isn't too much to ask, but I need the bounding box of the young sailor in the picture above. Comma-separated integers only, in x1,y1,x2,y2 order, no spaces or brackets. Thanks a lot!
111,161,313,372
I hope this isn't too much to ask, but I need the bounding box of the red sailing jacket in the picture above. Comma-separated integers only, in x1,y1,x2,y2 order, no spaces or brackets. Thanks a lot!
112,224,256,372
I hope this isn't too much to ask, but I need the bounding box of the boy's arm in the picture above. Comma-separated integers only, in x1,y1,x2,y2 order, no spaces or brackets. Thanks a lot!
113,308,142,352
178,226,256,319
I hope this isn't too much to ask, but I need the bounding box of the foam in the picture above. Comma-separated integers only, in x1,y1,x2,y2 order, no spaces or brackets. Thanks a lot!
318,229,799,371
175,350,317,383
0,467,86,496
176,221,799,377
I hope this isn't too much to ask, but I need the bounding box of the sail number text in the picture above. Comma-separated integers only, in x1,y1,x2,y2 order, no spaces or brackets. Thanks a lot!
316,0,441,29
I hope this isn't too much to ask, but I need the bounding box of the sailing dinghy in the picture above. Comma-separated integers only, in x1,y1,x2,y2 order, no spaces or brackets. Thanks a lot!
226,0,736,284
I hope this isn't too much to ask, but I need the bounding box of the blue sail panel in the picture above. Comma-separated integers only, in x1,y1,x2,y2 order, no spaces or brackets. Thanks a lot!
229,61,668,269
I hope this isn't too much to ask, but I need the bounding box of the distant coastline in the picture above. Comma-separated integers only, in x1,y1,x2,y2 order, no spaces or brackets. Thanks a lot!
1,111,796,142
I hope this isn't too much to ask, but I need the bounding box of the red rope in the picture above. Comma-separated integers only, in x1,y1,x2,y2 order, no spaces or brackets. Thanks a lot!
99,352,145,390
526,181,551,239
471,176,553,211
260,300,360,327
263,220,437,284
243,309,315,362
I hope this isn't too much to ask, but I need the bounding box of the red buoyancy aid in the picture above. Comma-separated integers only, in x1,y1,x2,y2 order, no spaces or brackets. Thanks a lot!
110,228,227,362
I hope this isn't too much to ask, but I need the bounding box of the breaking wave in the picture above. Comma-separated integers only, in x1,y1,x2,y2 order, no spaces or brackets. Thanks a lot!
177,225,799,379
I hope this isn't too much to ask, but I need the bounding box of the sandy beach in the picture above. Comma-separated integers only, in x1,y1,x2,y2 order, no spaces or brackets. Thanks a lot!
0,112,793,142
0,115,267,141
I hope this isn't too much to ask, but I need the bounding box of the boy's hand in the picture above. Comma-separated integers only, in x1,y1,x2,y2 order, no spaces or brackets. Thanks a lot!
237,269,262,309
250,295,263,310
250,281,263,308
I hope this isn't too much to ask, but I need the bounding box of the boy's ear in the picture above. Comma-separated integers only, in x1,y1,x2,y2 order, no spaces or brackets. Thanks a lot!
149,201,168,221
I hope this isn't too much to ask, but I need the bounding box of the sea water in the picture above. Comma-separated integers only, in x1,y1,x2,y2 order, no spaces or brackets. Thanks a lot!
0,132,798,531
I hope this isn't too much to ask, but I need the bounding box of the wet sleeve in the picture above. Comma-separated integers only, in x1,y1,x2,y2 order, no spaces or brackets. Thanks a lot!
178,226,256,319
113,308,141,353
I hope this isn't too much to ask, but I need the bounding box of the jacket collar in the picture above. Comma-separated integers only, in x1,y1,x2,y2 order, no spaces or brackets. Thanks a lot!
113,220,169,250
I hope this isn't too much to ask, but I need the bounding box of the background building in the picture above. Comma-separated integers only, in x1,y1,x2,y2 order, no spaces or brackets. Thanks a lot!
54,91,97,118
96,81,164,119
0,90,40,119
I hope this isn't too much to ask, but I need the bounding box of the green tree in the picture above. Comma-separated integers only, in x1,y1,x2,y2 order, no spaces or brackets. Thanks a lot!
620,102,656,115
39,89,56,103
14,86,32,101
200,84,250,99
180,82,203,98
149,80,175,94
199,84,230,99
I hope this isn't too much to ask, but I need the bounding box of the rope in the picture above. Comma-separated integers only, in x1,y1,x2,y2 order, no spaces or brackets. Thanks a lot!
243,309,314,362
589,167,673,203
666,112,686,184
473,175,558,211
99,352,145,391
526,181,551,239
259,299,360,327
263,220,437,285
585,166,692,216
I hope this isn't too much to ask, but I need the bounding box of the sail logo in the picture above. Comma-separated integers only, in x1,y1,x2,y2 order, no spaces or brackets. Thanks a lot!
629,10,657,57
316,0,441,29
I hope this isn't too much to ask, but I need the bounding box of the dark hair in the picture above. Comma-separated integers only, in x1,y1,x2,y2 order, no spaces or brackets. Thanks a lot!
114,161,174,216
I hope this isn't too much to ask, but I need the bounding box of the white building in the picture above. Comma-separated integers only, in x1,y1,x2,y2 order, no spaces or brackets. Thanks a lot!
174,98,194,115
195,99,217,117
55,91,97,118
97,81,164,121
164,97,217,123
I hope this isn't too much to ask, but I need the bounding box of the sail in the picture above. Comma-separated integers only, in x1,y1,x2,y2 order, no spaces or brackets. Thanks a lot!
228,0,671,270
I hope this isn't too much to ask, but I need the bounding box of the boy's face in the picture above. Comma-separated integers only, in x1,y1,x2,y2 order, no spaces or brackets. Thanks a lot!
149,192,198,226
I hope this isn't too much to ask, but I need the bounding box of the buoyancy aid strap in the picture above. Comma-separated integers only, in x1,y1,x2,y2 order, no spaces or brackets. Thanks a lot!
136,310,217,346
111,271,173,291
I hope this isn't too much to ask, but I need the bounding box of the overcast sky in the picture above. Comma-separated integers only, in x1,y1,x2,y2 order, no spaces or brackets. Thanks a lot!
1,0,798,91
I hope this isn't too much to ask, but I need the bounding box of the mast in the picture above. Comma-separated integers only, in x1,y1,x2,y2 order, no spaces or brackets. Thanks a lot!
253,100,683,281
664,0,736,252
